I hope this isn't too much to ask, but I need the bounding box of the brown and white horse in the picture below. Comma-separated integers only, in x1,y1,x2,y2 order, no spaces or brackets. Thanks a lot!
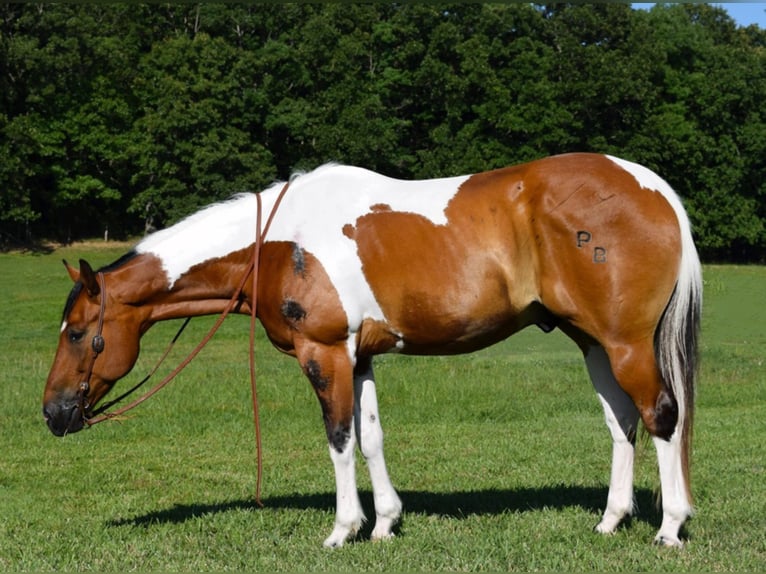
43,153,701,547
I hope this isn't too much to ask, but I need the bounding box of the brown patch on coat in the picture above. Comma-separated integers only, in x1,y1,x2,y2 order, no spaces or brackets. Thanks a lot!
255,241,349,354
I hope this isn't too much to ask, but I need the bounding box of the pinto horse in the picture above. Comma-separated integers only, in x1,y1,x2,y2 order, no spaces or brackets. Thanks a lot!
43,153,701,547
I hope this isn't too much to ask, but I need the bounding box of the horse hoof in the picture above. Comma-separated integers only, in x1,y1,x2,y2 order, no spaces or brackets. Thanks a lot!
653,534,684,548
323,521,362,548
594,511,630,535
370,514,399,542
323,528,347,548
323,535,345,549
594,523,616,535
371,531,396,543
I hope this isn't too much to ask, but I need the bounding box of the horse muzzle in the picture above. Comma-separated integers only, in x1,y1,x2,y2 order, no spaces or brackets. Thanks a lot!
42,395,87,436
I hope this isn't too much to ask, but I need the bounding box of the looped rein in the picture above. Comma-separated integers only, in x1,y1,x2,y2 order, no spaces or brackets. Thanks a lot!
81,182,291,505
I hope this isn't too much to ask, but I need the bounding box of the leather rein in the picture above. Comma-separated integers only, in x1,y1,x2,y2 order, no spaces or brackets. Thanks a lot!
77,181,291,504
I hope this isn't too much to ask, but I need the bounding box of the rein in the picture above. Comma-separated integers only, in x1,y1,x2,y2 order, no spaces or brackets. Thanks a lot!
79,181,291,504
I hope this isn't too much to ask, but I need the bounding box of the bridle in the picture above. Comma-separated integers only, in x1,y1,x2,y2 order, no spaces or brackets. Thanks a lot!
75,181,291,504
76,271,106,419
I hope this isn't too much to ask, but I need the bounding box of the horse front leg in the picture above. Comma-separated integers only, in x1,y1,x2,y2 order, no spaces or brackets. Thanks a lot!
299,343,364,548
353,357,402,541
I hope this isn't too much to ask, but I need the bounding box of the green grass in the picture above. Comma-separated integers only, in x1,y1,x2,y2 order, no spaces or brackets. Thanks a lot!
1,246,764,571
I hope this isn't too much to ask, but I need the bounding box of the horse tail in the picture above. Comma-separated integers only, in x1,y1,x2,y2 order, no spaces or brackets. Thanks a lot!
654,193,702,503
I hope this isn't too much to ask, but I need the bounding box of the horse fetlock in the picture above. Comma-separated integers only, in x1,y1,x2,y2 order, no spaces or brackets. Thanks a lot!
371,498,402,541
373,488,403,517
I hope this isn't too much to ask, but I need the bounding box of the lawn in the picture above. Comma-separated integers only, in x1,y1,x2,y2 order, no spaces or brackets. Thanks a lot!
0,244,764,571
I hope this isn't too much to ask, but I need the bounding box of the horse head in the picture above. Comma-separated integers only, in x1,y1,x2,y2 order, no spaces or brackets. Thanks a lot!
42,259,143,436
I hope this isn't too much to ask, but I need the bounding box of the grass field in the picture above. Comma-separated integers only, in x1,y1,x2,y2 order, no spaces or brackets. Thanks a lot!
0,244,764,571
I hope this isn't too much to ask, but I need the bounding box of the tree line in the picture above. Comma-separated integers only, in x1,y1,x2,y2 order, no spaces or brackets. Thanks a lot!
1,3,764,261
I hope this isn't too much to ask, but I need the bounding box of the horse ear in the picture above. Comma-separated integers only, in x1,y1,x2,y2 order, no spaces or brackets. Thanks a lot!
63,259,80,283
78,259,101,297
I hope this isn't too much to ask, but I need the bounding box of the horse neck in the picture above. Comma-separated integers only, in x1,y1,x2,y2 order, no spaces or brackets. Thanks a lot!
114,184,287,325
110,248,255,328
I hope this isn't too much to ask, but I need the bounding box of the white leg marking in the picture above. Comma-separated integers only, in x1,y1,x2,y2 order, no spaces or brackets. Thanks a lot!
653,432,692,547
585,346,639,534
353,360,402,541
323,432,364,548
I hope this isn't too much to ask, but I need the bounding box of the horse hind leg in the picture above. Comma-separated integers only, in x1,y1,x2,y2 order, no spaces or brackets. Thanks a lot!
353,357,402,541
584,345,640,535
603,339,692,547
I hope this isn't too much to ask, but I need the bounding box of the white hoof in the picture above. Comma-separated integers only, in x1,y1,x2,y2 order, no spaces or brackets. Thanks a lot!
372,531,396,542
594,510,630,535
323,522,359,548
370,513,400,542
654,511,688,548
595,522,617,535
653,534,684,548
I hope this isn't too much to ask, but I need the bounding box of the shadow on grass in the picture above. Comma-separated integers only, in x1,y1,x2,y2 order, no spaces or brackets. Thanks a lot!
107,485,661,531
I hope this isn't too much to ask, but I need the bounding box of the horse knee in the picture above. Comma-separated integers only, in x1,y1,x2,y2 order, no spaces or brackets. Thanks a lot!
326,421,353,453
300,348,355,452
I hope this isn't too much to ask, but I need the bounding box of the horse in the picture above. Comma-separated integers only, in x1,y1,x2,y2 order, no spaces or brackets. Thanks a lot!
43,153,701,548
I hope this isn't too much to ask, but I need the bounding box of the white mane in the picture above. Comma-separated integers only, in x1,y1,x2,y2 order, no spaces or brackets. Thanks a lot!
136,192,261,286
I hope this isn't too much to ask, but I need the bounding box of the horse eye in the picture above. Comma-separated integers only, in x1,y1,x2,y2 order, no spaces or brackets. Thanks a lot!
68,329,85,344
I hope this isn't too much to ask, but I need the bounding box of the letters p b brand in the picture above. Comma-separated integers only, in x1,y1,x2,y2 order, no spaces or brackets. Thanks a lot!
576,230,607,263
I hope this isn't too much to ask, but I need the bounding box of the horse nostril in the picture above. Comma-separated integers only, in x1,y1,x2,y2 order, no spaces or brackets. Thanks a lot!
42,403,59,423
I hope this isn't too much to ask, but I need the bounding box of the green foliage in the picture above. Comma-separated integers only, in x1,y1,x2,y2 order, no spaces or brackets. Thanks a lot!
128,33,274,226
1,3,764,260
1,249,765,570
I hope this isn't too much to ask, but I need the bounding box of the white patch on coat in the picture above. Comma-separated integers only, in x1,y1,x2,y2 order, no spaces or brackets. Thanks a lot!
136,194,261,287
605,155,694,243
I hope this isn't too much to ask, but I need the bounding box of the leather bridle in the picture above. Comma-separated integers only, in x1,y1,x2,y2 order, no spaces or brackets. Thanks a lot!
75,181,290,504
76,271,106,420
